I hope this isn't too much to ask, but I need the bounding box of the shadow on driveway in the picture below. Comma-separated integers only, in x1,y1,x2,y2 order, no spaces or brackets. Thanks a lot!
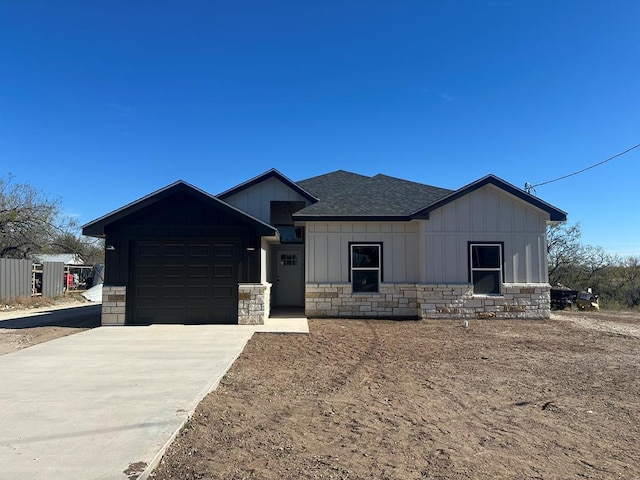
0,304,102,329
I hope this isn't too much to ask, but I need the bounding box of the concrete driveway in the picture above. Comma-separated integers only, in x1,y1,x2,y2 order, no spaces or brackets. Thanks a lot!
0,320,305,480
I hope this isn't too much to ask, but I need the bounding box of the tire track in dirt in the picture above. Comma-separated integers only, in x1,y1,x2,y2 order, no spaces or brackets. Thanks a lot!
552,312,640,338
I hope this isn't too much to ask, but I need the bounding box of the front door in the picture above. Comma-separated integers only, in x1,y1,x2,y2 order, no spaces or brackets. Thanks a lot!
274,247,304,306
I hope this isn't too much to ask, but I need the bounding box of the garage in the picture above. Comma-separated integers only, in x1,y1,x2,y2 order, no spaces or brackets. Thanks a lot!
130,240,240,325
82,181,277,326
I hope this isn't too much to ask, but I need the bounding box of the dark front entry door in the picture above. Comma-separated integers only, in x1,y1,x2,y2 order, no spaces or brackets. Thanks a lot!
130,240,240,324
274,246,304,307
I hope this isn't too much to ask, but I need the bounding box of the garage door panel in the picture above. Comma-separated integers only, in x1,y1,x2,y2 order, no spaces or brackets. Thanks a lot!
213,286,234,299
130,239,239,325
187,286,209,299
155,307,186,324
189,245,210,257
137,286,160,299
188,265,209,278
137,265,159,278
162,265,184,278
211,306,235,323
161,286,184,299
138,245,161,257
165,245,185,256
136,306,183,324
135,308,155,323
185,307,209,322
213,265,233,278
214,244,235,258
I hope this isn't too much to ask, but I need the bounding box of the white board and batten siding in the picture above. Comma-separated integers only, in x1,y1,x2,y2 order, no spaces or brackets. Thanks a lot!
423,184,549,284
222,177,311,224
306,222,420,283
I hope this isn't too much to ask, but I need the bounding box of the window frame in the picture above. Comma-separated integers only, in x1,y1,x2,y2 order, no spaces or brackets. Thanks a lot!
468,242,504,295
279,253,298,266
348,242,383,293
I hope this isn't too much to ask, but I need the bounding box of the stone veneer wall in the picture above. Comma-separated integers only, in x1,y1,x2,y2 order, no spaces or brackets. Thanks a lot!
419,283,550,319
101,285,127,325
238,283,271,325
305,283,420,319
305,283,550,320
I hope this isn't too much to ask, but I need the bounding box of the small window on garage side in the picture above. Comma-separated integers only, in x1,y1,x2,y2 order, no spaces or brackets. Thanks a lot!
469,243,503,295
349,243,382,293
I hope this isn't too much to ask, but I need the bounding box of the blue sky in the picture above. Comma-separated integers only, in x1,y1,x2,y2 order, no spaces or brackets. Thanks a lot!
1,1,639,256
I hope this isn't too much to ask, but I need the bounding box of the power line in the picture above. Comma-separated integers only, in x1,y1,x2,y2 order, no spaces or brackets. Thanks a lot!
525,141,640,194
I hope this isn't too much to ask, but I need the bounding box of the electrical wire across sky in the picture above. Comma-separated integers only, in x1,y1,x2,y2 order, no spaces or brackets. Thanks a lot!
525,142,640,194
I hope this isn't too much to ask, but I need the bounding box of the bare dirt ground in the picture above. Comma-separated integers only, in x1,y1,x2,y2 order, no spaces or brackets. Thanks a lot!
0,296,100,355
0,302,637,479
151,311,640,480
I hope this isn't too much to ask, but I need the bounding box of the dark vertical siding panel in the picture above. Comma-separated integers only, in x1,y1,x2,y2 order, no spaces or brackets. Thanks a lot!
0,259,32,300
42,262,64,297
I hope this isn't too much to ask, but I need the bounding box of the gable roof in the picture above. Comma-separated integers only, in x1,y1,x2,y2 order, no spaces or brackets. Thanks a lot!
294,170,453,220
293,171,566,222
410,174,567,222
217,168,319,203
82,180,277,237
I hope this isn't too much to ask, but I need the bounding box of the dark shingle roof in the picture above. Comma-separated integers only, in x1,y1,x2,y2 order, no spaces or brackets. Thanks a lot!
294,170,453,219
294,170,567,222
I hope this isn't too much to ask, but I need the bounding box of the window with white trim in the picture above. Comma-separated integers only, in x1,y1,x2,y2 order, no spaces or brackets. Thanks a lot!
469,243,503,295
350,243,382,293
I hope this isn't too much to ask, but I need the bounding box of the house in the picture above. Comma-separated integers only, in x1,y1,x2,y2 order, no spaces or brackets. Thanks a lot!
82,169,566,326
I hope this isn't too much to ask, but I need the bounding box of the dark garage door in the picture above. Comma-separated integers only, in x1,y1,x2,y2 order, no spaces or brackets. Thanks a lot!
130,240,240,324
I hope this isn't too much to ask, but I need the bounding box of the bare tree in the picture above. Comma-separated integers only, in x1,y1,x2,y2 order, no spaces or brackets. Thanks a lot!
547,222,584,285
547,222,640,308
0,175,75,258
45,231,105,264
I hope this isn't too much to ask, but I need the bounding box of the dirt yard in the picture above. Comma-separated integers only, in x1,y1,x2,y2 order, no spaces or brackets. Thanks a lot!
1,303,637,479
0,297,99,355
151,311,640,480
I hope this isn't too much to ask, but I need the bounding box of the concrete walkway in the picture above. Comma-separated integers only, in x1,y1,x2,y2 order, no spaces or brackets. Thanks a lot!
0,317,308,479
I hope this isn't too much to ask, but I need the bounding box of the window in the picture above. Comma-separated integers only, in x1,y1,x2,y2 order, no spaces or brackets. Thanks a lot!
469,243,503,295
280,254,298,266
349,243,382,293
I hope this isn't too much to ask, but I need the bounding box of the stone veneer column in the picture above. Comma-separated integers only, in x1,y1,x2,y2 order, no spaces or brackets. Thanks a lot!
101,285,126,325
238,283,271,325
